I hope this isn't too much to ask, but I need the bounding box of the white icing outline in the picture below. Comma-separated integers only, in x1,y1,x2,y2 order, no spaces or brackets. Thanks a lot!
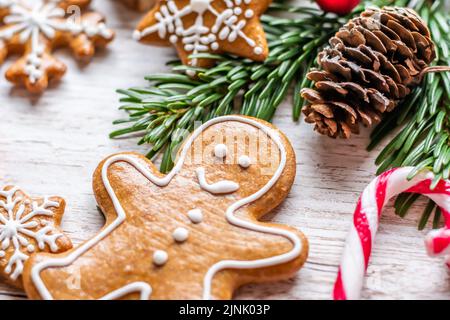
30,116,303,300
99,282,151,300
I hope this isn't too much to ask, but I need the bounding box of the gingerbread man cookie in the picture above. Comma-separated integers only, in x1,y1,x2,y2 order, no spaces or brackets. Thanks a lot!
0,0,114,93
132,0,272,68
0,186,72,288
23,115,308,300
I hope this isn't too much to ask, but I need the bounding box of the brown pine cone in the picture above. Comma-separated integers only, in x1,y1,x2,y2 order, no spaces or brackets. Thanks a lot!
301,6,436,138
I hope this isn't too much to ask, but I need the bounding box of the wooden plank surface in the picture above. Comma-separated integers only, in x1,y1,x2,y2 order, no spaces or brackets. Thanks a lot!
0,0,449,300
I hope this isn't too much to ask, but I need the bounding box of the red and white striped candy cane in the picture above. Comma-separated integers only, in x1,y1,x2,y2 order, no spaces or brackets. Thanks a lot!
333,167,450,300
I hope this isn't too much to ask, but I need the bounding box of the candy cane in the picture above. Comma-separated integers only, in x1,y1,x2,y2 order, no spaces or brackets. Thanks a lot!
333,167,450,300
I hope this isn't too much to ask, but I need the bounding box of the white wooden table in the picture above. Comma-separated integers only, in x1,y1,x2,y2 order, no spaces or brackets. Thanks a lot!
0,0,449,300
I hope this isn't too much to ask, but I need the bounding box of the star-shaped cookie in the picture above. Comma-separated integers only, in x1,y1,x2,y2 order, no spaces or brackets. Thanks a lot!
23,116,308,300
132,0,272,68
0,186,72,288
0,0,114,93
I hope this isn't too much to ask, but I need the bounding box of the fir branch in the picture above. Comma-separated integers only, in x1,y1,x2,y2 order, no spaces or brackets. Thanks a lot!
369,0,450,229
112,2,352,172
112,0,449,231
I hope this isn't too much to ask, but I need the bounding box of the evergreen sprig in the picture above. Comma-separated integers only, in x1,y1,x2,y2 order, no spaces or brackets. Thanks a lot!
112,0,449,229
368,0,450,229
111,2,355,172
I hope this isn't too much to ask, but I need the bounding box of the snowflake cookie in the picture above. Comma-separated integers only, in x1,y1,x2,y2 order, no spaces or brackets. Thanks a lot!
22,115,308,300
0,0,114,93
133,0,272,68
0,186,72,287
121,0,155,11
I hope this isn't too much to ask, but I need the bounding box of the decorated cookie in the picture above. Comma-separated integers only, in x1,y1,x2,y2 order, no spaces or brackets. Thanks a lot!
121,0,155,11
0,0,114,93
132,0,272,68
23,115,308,300
0,186,72,288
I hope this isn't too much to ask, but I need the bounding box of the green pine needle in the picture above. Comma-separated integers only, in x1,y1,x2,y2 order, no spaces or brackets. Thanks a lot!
112,2,353,172
112,0,450,230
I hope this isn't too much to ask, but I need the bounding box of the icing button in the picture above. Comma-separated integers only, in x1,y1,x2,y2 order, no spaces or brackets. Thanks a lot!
173,228,189,242
153,250,168,266
188,209,203,224
214,144,227,159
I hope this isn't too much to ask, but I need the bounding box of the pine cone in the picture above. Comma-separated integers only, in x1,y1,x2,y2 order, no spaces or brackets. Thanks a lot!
301,7,436,138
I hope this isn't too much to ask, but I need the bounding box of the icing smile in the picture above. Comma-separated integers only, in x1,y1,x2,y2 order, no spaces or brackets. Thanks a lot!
195,167,240,194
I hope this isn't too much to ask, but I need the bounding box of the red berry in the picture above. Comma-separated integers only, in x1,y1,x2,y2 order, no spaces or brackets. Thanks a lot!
315,0,360,15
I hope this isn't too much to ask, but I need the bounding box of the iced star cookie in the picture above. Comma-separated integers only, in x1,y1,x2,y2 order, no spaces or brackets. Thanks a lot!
0,0,114,93
23,115,308,300
0,186,72,288
132,0,272,68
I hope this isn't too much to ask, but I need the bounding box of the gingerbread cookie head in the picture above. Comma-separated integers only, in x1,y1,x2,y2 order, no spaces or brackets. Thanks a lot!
0,186,72,288
0,0,114,93
23,115,308,300
132,0,272,68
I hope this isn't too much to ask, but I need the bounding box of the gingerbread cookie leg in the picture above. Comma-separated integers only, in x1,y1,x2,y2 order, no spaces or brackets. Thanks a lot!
23,116,308,300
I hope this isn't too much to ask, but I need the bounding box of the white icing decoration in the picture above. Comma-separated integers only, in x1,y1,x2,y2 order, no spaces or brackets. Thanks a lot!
214,143,227,159
0,0,113,83
134,0,263,66
196,167,239,194
0,186,63,280
31,116,303,300
153,250,168,266
238,155,251,168
187,209,203,224
244,9,254,18
99,282,152,300
172,227,189,242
